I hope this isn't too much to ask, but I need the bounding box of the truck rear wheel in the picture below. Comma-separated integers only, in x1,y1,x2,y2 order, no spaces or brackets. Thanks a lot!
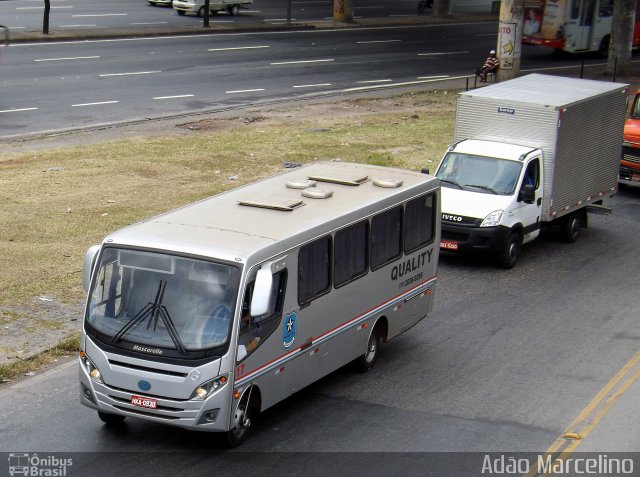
228,5,239,15
497,231,521,269
561,213,582,243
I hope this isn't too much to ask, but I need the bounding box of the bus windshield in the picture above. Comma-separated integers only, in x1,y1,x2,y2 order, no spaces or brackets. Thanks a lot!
86,248,240,353
437,152,523,195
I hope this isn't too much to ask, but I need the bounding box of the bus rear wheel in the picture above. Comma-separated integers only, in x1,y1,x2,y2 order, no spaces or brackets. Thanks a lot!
355,324,381,372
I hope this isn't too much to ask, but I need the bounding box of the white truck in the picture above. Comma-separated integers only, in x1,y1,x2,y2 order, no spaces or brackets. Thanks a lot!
435,73,628,268
173,0,253,16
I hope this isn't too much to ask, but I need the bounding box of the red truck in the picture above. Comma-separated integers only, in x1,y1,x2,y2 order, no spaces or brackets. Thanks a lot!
621,90,640,187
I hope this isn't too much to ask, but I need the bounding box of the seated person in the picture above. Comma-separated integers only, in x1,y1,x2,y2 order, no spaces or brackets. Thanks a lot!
479,50,499,82
237,308,261,360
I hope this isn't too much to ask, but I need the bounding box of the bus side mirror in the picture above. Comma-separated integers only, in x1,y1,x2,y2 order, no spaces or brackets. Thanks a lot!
250,267,273,317
82,245,101,292
519,184,535,204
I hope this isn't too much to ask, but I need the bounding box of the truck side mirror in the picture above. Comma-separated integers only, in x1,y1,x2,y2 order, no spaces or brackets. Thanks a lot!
82,245,101,292
519,184,535,204
421,168,430,175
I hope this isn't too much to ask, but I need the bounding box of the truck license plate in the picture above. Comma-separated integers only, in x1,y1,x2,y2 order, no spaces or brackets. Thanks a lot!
131,395,157,409
440,240,459,250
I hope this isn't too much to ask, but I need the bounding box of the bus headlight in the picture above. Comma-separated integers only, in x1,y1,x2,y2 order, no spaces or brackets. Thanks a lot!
191,375,228,400
80,351,103,384
480,210,504,227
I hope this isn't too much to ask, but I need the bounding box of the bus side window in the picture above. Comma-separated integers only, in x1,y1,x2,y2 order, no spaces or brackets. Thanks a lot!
237,270,287,362
370,206,403,271
404,194,435,254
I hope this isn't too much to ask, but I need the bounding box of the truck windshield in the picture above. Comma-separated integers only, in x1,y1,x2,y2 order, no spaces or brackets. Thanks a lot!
85,248,240,353
437,152,522,195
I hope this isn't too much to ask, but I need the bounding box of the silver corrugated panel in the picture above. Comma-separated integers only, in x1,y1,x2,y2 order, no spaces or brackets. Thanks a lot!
454,73,628,220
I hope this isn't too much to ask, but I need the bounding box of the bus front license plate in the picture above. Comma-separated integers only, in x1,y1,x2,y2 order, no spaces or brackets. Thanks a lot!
131,395,157,409
440,240,459,250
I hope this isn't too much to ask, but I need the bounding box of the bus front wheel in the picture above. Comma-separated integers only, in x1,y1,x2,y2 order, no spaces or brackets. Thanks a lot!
225,388,258,447
98,411,126,425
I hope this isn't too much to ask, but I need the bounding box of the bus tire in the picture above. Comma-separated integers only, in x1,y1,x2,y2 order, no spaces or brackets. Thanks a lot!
225,388,257,447
497,231,521,269
355,324,381,372
98,411,126,425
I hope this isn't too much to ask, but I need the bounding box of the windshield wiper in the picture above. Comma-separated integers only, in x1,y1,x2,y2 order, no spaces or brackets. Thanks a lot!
112,280,187,355
466,184,498,194
440,179,463,189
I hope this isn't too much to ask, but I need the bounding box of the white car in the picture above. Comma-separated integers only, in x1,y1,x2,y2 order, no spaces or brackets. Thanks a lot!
148,0,173,7
172,0,253,16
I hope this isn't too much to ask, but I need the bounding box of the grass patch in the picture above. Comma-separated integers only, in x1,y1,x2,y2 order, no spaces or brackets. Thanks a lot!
0,89,456,310
0,334,80,383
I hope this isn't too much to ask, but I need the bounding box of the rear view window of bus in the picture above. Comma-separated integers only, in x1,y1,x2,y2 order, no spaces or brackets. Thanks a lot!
298,236,332,304
370,206,402,270
404,194,435,253
334,221,368,288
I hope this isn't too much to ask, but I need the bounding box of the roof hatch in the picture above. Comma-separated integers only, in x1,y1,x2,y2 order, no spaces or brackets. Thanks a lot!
238,197,304,211
307,173,369,186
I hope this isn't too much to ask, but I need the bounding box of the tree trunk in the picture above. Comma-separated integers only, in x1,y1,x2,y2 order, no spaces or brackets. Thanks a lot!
43,0,50,35
333,0,353,22
496,0,523,81
432,0,452,17
606,0,637,76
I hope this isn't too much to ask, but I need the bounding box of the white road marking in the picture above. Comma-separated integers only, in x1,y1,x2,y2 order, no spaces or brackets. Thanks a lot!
72,13,128,17
0,107,38,113
59,24,97,28
270,58,334,65
417,51,470,56
130,22,169,25
34,55,100,62
98,71,160,77
16,5,72,8
357,79,392,83
293,83,332,88
226,89,265,94
208,45,269,51
72,101,119,107
264,18,297,22
153,94,195,99
416,75,450,79
357,39,401,44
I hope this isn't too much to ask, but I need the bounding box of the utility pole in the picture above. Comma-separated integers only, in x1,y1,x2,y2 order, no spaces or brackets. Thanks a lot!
496,0,523,81
333,0,353,22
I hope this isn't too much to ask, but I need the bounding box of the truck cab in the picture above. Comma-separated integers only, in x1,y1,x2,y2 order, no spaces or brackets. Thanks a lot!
621,90,640,187
436,139,543,268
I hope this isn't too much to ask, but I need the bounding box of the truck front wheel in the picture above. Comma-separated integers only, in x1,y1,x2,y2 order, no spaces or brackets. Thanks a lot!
228,5,239,15
497,231,521,269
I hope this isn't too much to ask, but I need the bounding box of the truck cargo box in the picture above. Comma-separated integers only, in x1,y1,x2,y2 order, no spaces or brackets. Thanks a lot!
453,73,628,222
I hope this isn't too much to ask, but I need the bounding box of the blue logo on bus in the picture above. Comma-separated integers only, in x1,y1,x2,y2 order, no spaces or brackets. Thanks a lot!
282,312,297,350
138,380,151,391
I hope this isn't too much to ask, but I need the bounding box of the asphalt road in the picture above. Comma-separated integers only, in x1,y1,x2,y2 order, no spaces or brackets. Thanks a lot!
0,0,493,32
1,187,639,475
0,23,614,139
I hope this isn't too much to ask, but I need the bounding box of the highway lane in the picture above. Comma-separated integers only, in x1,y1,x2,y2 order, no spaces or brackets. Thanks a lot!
0,23,498,137
0,0,446,32
1,188,639,473
0,23,610,139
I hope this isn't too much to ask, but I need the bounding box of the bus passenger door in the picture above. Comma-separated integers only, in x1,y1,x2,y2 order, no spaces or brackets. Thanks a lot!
590,0,613,52
575,0,596,50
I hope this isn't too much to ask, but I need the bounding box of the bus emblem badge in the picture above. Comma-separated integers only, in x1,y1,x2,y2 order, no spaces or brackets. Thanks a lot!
138,380,151,391
282,312,297,350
